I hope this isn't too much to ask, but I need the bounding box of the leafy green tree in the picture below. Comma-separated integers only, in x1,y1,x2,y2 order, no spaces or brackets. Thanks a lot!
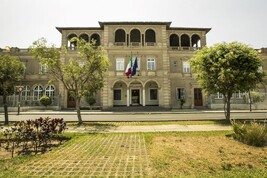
0,53,25,125
85,92,96,110
190,42,264,123
243,91,265,111
30,37,109,124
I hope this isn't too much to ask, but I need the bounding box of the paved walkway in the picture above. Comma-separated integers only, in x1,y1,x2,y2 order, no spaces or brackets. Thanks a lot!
18,133,150,177
67,124,233,133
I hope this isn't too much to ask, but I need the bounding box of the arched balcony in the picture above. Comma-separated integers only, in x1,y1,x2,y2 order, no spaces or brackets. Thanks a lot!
90,33,101,46
181,34,190,50
115,29,126,46
145,29,156,46
130,29,141,46
169,34,179,50
169,33,202,51
79,33,89,42
191,34,201,50
67,34,77,50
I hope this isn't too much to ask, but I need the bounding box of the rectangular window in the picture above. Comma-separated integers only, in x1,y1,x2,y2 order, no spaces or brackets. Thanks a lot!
183,61,190,73
150,89,158,100
21,86,30,101
177,88,185,100
147,58,155,70
39,63,48,74
215,92,223,99
114,89,121,100
116,58,124,71
233,91,242,99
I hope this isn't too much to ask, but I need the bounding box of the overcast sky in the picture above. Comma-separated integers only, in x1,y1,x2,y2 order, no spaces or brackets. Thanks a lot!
1,0,266,49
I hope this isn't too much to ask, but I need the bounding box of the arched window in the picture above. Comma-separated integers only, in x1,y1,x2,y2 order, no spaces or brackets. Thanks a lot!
45,85,55,98
67,34,77,50
130,29,141,46
33,85,43,101
181,34,190,49
145,29,156,45
22,85,30,101
191,34,201,49
169,34,179,47
79,33,89,42
115,29,126,44
90,33,101,46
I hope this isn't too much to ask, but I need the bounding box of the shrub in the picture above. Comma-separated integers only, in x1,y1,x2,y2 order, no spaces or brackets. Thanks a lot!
40,95,52,107
232,120,267,147
85,92,96,110
0,117,67,157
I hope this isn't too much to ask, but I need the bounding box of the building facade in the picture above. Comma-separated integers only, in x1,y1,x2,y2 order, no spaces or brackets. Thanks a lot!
1,21,267,110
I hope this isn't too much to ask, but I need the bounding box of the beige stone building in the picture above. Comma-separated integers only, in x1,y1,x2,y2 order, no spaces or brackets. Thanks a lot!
1,21,267,110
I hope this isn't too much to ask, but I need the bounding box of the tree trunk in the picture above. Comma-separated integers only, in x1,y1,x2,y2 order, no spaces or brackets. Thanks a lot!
3,94,9,125
225,94,231,124
248,91,252,112
75,98,83,124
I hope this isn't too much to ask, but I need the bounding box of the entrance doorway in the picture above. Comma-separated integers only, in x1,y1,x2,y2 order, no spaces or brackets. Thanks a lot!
131,89,140,105
194,88,203,106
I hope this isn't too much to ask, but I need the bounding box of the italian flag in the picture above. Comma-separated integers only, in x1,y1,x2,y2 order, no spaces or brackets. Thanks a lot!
125,56,132,78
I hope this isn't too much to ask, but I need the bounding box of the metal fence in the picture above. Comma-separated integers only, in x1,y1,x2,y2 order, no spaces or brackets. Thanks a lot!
0,95,59,107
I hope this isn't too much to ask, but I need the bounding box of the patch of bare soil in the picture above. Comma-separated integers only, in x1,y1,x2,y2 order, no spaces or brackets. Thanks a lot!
149,134,267,177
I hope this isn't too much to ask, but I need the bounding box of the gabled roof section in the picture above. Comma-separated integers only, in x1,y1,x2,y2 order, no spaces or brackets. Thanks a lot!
98,21,172,28
56,27,102,33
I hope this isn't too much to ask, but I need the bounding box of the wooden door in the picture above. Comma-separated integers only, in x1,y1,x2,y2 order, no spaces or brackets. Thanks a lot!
131,89,140,105
194,88,203,106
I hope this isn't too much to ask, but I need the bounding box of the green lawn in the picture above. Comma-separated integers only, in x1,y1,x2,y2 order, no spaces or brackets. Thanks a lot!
0,131,266,177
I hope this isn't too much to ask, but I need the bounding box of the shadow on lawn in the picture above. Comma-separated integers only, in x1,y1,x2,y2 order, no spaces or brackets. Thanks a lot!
0,135,71,159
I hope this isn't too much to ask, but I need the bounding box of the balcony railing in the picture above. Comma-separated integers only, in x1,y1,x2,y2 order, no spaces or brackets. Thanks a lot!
131,42,141,47
181,47,190,50
146,42,156,46
114,42,126,46
0,48,30,53
169,46,202,51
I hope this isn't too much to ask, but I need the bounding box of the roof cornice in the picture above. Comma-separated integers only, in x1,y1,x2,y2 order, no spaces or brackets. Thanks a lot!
98,21,172,28
168,27,212,33
56,21,211,34
56,27,102,33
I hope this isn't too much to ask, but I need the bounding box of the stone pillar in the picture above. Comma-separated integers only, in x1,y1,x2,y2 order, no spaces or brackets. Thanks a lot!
102,78,109,110
161,26,171,108
61,31,67,48
179,36,182,50
127,87,130,106
201,32,207,47
142,87,146,106
189,34,192,50
103,26,109,47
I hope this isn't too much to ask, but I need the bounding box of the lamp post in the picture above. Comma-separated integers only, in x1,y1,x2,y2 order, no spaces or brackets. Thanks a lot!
16,86,24,115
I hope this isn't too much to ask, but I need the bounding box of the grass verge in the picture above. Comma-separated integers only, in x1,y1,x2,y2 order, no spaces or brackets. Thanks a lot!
145,131,267,178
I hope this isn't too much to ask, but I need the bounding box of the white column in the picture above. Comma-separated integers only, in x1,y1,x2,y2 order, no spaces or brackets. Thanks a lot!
127,88,130,106
143,87,146,106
